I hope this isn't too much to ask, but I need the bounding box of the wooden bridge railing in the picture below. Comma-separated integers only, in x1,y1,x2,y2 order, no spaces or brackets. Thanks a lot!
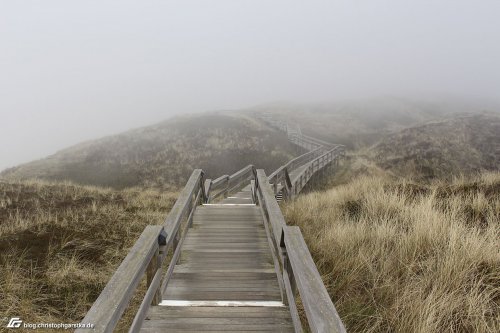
77,163,264,332
77,170,206,333
301,133,336,148
78,116,346,333
288,133,323,151
289,145,345,196
254,169,346,333
268,147,323,197
205,164,256,202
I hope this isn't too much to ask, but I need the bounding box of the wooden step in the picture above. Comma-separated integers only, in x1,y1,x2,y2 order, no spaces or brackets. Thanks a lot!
140,306,294,332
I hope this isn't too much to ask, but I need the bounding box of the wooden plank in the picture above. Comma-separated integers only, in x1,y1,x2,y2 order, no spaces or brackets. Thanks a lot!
163,292,282,301
130,265,162,332
146,306,292,318
204,178,212,203
256,170,287,248
141,327,293,333
141,322,293,330
282,266,303,333
76,225,163,333
166,277,278,284
166,284,280,291
171,271,279,280
180,259,272,265
172,267,276,273
284,226,346,333
163,169,203,244
145,317,290,327
184,238,268,244
178,248,271,253
186,231,267,235
164,285,281,292
143,317,292,325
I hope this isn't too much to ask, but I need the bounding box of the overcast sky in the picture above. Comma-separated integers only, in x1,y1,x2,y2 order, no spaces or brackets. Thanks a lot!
1,0,499,170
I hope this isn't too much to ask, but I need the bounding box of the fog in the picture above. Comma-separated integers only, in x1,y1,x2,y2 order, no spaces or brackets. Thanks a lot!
1,1,499,171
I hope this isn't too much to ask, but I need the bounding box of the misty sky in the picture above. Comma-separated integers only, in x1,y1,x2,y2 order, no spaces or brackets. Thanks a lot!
1,1,499,170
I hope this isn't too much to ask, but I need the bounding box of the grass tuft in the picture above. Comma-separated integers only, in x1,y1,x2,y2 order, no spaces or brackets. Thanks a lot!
0,180,176,329
284,172,500,332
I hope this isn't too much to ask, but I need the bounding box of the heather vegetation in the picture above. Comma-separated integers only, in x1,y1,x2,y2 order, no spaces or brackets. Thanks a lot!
370,113,500,181
0,113,296,190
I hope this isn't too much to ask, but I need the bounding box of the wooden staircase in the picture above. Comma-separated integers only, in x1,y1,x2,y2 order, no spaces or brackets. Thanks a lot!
140,189,294,332
77,116,346,333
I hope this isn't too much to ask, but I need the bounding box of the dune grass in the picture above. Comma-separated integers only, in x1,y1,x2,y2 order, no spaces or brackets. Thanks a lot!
0,180,176,330
283,172,500,332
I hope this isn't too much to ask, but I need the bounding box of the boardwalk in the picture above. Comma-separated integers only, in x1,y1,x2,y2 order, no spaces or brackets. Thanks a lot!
77,116,346,333
141,189,294,332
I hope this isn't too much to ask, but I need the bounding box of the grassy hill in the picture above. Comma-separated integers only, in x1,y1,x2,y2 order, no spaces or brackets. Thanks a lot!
3,98,497,189
284,171,500,332
369,112,500,180
2,101,499,332
0,113,296,189
250,96,491,149
0,180,175,330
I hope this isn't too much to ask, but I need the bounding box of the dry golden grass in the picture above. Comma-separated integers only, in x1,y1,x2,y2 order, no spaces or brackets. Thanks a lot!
0,180,176,331
284,172,500,333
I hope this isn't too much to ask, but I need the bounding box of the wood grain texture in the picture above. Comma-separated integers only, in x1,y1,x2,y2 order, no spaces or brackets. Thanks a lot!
162,203,283,302
81,116,347,333
140,306,294,332
285,227,346,333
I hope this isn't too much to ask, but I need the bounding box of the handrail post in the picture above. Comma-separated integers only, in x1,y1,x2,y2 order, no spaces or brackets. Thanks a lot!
250,179,257,203
204,178,212,203
146,248,161,305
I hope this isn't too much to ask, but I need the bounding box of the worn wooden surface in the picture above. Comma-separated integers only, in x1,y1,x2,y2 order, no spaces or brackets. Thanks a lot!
140,306,295,332
81,116,346,333
285,227,346,333
141,189,294,332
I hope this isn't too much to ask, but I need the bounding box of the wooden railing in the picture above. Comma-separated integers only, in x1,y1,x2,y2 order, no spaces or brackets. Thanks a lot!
268,147,324,198
77,170,206,333
301,133,336,148
77,165,261,333
205,164,256,202
78,116,346,333
254,169,346,333
289,145,344,196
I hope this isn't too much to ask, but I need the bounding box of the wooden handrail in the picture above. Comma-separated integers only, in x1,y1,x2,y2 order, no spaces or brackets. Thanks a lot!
76,225,164,333
79,170,206,333
268,147,323,180
256,169,287,247
206,164,256,202
227,164,256,193
301,134,336,148
288,145,344,196
163,169,204,247
285,227,345,333
80,115,346,332
254,170,345,333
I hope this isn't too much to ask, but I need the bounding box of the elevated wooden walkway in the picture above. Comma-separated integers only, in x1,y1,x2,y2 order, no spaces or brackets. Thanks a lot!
77,115,346,333
141,189,294,332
